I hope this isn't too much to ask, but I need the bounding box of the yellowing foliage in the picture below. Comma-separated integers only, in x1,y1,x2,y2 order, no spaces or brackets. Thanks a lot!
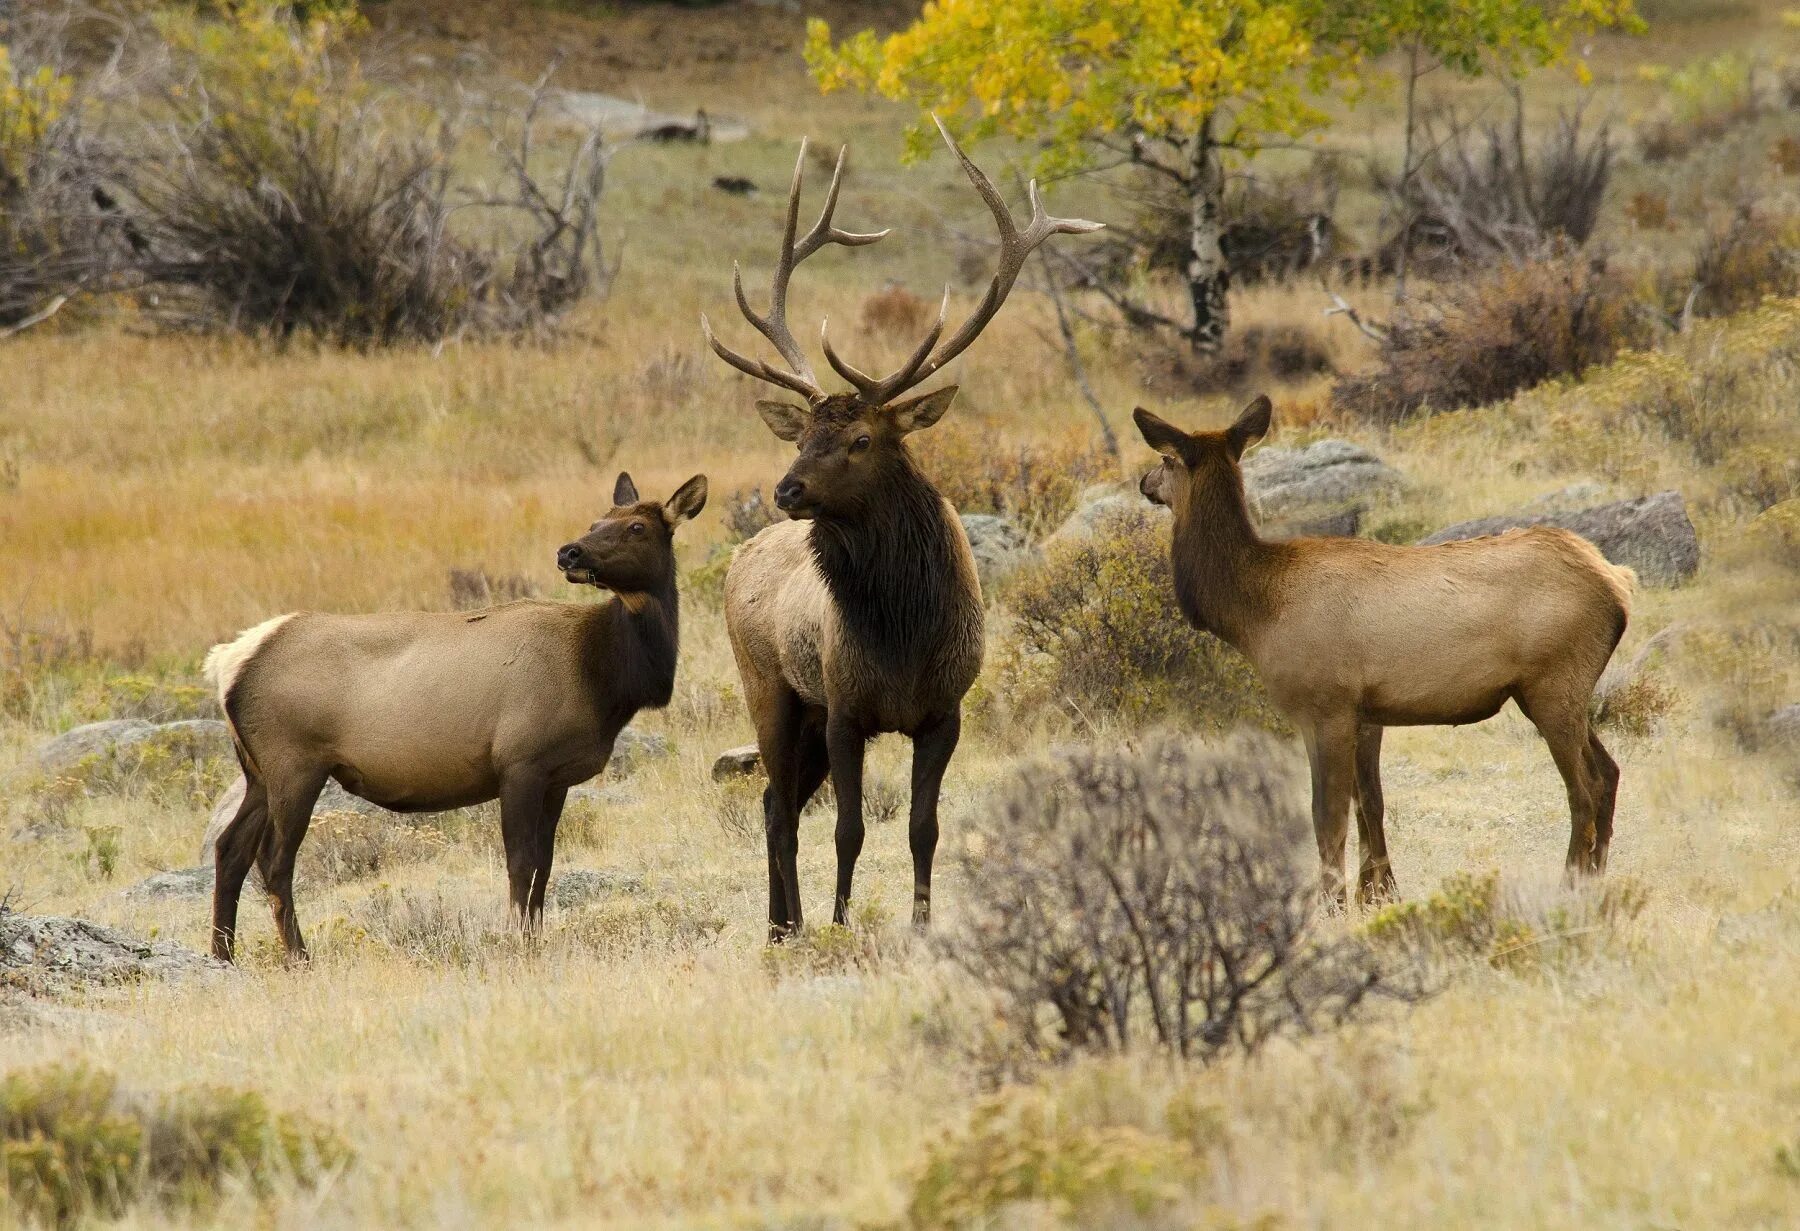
0,44,75,168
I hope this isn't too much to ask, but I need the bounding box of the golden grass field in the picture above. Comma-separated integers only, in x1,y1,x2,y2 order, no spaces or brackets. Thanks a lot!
3,1,1800,1226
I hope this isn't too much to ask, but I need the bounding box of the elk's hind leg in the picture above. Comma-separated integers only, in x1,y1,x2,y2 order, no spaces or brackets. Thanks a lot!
1586,730,1620,874
211,775,269,962
1353,723,1397,905
1518,687,1601,881
257,766,329,962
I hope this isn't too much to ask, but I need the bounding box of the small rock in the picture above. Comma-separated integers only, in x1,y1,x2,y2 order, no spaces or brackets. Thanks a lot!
608,727,671,777
1419,490,1700,586
1766,704,1800,747
124,866,216,900
713,745,762,781
959,513,1039,592
1243,439,1405,518
550,868,646,911
34,719,154,774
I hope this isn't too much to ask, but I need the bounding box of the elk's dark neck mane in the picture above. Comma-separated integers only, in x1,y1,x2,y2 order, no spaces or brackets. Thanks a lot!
581,573,679,718
808,450,968,671
1172,457,1281,647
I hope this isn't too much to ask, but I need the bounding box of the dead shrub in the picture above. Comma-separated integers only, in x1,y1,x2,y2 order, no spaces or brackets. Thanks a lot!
945,735,1418,1064
299,809,448,887
1684,208,1800,319
1158,322,1335,395
1004,509,1281,725
721,486,779,542
1751,500,1800,571
1404,103,1614,265
1773,137,1800,177
1592,669,1682,737
859,284,933,338
1330,251,1647,422
1126,164,1342,286
1624,191,1672,231
917,426,1114,539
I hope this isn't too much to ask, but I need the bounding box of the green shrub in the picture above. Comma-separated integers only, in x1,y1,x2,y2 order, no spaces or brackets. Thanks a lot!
1364,871,1647,972
0,1063,347,1227
908,1088,1203,1229
51,724,234,807
1003,509,1282,727
1330,252,1649,422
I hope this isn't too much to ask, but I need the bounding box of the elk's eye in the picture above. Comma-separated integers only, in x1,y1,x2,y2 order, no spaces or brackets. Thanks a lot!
849,435,872,454
629,521,646,535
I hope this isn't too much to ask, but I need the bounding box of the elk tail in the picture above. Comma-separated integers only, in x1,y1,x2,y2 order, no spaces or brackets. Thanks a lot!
202,613,296,780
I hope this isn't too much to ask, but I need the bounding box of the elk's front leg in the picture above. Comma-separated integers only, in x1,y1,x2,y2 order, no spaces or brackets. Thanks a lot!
907,710,961,929
500,771,548,931
828,717,867,926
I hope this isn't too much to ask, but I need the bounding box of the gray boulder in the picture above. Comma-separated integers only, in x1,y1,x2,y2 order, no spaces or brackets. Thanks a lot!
1048,483,1166,544
200,774,388,864
36,718,232,778
712,745,762,781
1242,439,1405,518
1766,704,1800,748
549,867,647,911
35,719,154,774
0,909,224,997
124,866,216,900
609,727,670,777
1420,490,1700,586
960,513,1039,592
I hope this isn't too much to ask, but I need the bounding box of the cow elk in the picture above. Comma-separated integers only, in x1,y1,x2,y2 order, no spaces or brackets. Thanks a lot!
202,472,707,962
1134,398,1632,902
703,119,1101,938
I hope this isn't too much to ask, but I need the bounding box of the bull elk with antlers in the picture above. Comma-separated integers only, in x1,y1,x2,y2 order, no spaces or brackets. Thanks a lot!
704,119,1101,938
1134,398,1634,903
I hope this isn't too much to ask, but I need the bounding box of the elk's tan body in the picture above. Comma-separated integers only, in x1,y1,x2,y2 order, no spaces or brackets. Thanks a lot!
702,120,1098,936
204,472,706,962
1137,399,1632,899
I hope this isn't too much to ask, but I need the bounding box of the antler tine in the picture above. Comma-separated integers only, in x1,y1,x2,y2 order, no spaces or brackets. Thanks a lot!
837,116,1103,406
701,311,823,401
708,139,890,403
822,286,950,402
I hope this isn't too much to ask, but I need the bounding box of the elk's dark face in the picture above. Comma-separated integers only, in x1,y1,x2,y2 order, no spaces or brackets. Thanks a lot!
1134,396,1272,513
558,472,708,593
754,387,958,520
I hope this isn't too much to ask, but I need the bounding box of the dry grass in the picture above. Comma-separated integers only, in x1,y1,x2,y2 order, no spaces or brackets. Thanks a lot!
3,3,1800,1227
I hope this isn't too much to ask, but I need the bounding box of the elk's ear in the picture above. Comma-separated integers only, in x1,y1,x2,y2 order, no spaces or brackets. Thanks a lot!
756,400,810,442
889,385,958,435
1133,407,1190,459
663,474,708,527
613,471,640,506
1226,395,1272,459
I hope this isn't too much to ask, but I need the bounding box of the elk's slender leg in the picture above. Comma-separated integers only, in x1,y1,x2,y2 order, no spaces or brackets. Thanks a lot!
757,686,809,940
526,785,568,928
1586,729,1620,874
210,776,269,963
500,771,549,930
827,716,867,926
1353,722,1397,905
260,767,328,963
1519,689,1600,882
906,709,960,929
1305,717,1358,908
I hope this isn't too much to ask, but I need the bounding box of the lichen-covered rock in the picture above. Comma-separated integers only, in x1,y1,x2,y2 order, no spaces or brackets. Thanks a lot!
34,719,155,774
0,909,224,998
1242,439,1405,518
959,513,1039,593
609,727,671,777
35,718,232,781
1420,490,1700,586
123,866,217,900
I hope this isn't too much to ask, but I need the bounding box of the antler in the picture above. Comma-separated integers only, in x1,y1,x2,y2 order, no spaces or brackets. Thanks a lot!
701,139,888,402
821,115,1103,406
